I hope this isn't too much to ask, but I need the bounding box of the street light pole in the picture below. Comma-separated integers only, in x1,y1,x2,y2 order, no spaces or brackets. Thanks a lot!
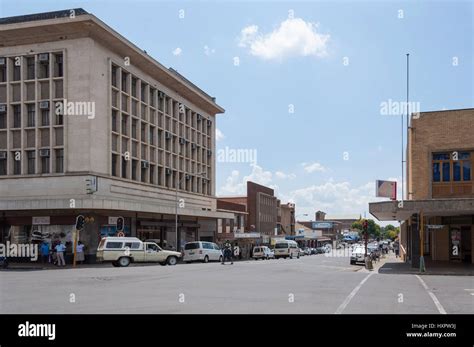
175,171,207,252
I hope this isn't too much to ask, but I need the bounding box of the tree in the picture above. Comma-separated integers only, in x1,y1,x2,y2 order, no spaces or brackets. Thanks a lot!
352,219,380,239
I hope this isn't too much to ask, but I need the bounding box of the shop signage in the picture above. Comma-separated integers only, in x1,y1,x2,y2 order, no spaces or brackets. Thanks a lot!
262,235,270,243
32,216,50,225
108,217,119,225
426,225,444,229
312,222,333,229
234,232,261,239
376,180,397,200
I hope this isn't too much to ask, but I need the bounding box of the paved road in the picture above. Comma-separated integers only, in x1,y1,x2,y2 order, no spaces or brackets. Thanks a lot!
0,254,472,314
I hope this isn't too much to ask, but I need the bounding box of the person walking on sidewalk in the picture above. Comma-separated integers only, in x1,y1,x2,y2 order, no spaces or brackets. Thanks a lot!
393,240,400,258
55,242,66,267
222,241,233,265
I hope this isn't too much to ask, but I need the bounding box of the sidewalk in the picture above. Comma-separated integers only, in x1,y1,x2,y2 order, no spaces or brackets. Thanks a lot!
358,252,402,274
358,252,473,276
378,258,474,276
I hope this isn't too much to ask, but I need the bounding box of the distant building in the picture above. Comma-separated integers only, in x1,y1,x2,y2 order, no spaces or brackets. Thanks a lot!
298,211,358,242
218,181,293,245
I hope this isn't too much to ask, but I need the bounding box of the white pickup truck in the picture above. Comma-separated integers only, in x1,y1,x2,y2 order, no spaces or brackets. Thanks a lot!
97,237,181,267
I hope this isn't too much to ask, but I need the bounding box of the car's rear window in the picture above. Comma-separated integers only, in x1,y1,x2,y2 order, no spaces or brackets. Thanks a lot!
124,242,141,249
185,243,200,250
254,247,261,252
106,242,123,249
275,243,288,249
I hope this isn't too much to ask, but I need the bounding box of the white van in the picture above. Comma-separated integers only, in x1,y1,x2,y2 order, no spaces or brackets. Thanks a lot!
183,241,223,263
274,240,300,259
96,237,182,267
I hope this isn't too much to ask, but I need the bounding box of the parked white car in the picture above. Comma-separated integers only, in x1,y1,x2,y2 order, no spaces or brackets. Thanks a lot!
350,246,366,265
96,237,181,267
252,246,274,260
183,241,223,263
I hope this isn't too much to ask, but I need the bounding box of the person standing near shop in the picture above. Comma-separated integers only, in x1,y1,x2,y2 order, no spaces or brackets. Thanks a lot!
76,241,86,265
233,243,240,260
39,241,50,264
55,241,66,267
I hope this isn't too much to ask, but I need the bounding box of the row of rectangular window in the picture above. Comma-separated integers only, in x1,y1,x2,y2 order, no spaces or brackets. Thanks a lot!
111,154,211,194
432,152,471,182
0,149,63,175
0,104,63,128
0,80,64,103
0,53,63,82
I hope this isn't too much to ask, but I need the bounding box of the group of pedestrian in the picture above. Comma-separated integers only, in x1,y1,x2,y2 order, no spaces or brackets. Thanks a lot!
38,240,86,266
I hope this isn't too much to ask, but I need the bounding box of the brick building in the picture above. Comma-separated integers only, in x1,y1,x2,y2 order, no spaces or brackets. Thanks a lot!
218,181,290,245
370,108,474,267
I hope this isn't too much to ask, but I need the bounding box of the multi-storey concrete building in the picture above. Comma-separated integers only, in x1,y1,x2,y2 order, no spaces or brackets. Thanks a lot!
0,9,233,262
370,108,474,267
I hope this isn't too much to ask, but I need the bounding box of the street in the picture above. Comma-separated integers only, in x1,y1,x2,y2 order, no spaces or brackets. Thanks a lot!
1,254,472,314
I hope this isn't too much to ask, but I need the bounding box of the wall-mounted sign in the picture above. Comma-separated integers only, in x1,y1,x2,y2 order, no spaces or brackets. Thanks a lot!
376,180,397,200
426,225,444,230
234,232,261,239
108,217,119,225
32,216,50,225
312,222,333,229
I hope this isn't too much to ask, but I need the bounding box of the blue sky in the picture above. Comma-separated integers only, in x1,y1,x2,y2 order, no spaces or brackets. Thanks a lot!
1,0,472,221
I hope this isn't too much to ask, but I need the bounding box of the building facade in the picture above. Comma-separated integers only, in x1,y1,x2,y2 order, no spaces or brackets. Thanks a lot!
370,108,474,267
0,9,233,262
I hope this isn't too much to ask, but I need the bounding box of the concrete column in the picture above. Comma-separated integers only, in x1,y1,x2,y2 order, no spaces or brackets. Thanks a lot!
131,215,137,237
411,214,420,268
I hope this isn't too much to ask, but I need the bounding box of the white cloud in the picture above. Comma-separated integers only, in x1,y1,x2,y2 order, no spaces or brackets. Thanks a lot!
302,162,326,173
204,45,216,56
218,164,277,196
172,47,182,56
275,171,296,180
238,18,329,61
216,128,225,141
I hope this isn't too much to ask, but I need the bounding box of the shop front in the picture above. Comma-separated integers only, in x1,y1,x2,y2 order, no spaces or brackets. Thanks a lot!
370,199,474,267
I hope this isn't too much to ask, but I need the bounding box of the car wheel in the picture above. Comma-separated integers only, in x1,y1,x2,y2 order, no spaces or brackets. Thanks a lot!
167,256,178,266
203,255,209,263
219,255,223,263
297,254,300,259
350,260,355,265
118,257,130,267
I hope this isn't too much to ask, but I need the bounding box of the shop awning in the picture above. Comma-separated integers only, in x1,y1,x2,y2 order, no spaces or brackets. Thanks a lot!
369,198,474,221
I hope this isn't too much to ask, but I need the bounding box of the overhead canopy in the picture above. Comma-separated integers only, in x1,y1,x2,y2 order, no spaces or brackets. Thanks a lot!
369,198,474,221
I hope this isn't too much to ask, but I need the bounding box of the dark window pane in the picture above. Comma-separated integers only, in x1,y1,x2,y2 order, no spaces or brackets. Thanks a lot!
433,153,450,160
442,162,450,182
460,152,470,160
433,163,441,182
453,161,461,181
463,161,471,181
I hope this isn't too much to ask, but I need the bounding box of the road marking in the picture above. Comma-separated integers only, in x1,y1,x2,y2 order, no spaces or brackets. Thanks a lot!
335,272,374,314
415,275,447,314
